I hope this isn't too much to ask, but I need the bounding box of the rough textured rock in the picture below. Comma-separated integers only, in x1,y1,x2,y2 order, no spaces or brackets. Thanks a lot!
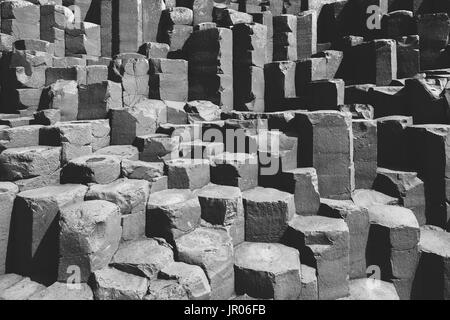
91,267,149,300
147,189,201,242
58,200,122,283
28,282,94,300
296,111,354,200
284,215,350,300
413,226,450,300
344,279,400,300
145,278,189,300
61,154,121,185
234,242,301,300
166,158,210,190
373,168,426,226
319,199,370,280
282,167,320,216
352,189,399,209
211,152,258,191
243,187,295,243
0,277,45,300
0,183,19,274
85,178,150,240
121,160,164,182
111,238,174,279
197,184,244,246
0,146,61,181
300,265,318,300
159,262,211,300
9,184,88,284
95,145,139,161
175,227,234,300
367,205,420,300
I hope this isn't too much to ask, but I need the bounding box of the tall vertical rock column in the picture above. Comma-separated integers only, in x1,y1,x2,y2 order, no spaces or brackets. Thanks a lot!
233,23,267,112
187,25,233,111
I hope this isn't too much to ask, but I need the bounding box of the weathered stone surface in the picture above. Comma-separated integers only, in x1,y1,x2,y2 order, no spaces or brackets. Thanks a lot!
121,160,164,182
300,265,318,300
0,183,19,274
0,274,24,292
110,105,157,146
61,154,121,185
198,184,243,226
92,267,149,300
9,184,87,284
159,262,211,300
0,277,45,300
282,168,320,216
111,238,174,279
319,199,370,280
0,146,61,181
175,227,234,300
166,158,210,190
352,119,377,189
243,187,295,243
95,145,139,161
134,134,180,162
147,189,201,242
367,205,420,300
368,205,420,251
284,215,350,300
374,168,426,226
145,279,189,300
85,178,150,240
197,184,244,246
344,279,400,300
234,242,301,300
58,200,122,283
0,125,43,151
14,169,61,192
296,111,354,200
352,189,399,209
211,152,258,191
28,282,94,300
413,226,450,300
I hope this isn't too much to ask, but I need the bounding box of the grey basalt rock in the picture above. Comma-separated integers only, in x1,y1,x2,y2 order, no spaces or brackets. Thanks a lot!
28,282,94,300
61,154,121,185
234,242,301,300
175,227,234,300
243,187,295,243
0,183,19,274
9,184,88,284
146,189,201,242
58,200,122,283
284,215,350,300
0,146,61,181
111,238,174,279
91,267,149,300
159,262,211,300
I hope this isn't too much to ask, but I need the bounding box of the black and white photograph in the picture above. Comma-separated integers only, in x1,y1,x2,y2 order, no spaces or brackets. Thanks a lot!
0,0,448,309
